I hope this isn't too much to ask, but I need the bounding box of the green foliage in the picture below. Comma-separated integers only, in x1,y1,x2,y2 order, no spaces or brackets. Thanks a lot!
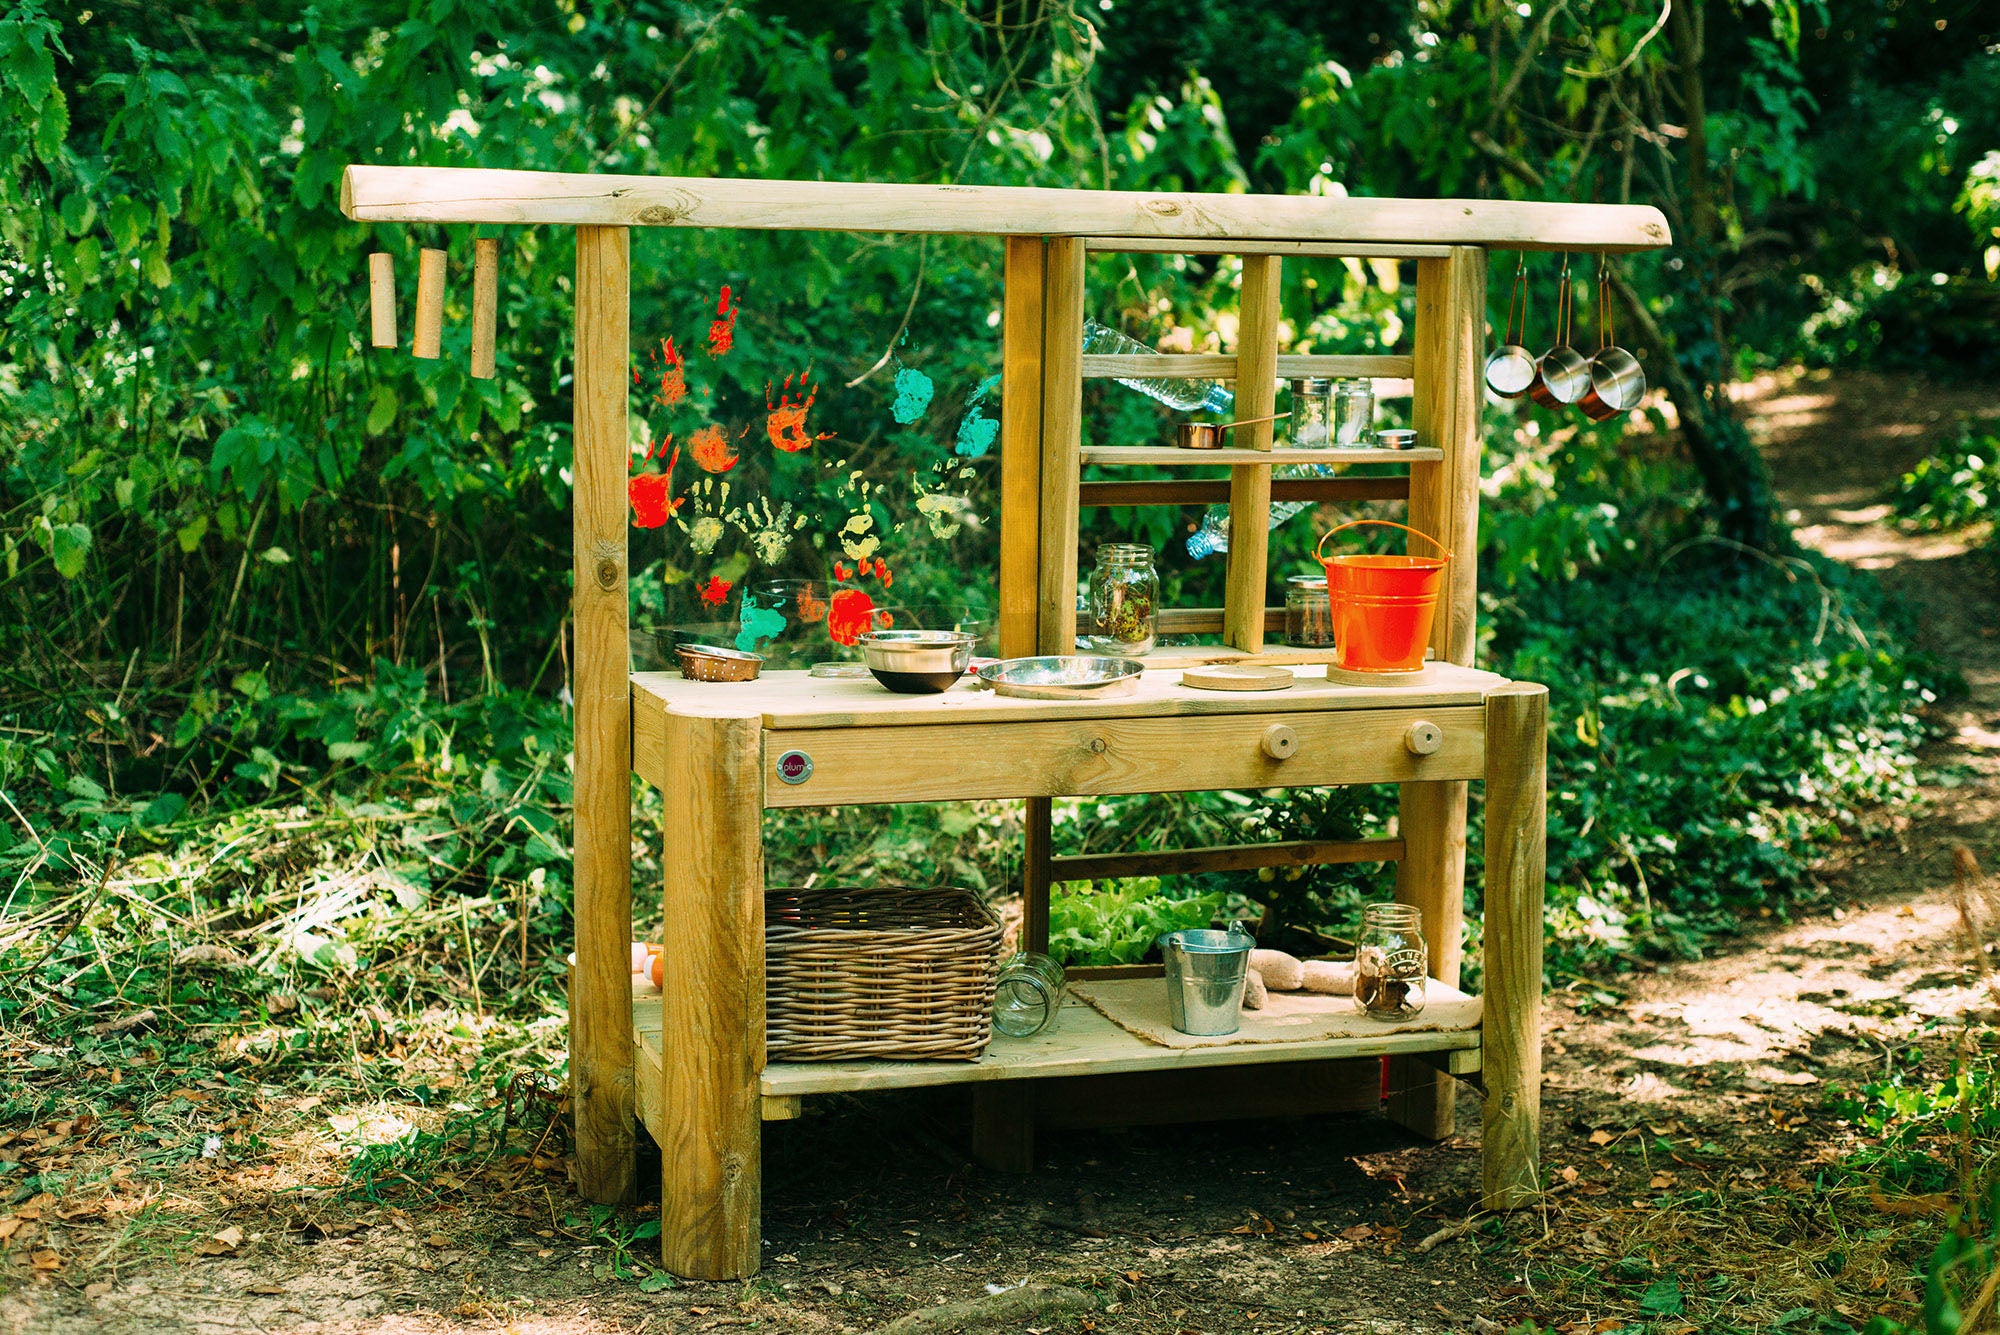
1048,877,1225,967
1890,427,2000,533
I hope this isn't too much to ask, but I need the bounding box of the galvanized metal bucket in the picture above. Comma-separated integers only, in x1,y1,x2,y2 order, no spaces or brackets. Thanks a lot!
1159,927,1256,1036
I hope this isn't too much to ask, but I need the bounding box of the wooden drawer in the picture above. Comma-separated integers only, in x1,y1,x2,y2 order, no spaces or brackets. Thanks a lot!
760,705,1485,808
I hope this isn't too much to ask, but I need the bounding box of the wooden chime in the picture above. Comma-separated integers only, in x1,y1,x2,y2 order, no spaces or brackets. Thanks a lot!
366,238,499,379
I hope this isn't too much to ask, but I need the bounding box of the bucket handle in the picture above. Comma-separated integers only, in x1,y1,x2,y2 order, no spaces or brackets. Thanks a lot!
1315,519,1452,565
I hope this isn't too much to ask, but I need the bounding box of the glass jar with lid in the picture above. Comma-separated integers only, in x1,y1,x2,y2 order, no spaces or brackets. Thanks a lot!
1086,542,1159,655
1354,902,1428,1021
1287,377,1333,447
1285,574,1333,647
1331,378,1375,444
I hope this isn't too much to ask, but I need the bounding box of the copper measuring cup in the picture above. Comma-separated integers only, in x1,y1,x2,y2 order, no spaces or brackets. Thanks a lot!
1527,257,1590,408
1484,253,1535,397
1578,262,1646,422
1176,410,1290,449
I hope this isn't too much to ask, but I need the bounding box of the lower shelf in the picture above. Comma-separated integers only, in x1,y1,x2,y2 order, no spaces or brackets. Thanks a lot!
632,982,1481,1126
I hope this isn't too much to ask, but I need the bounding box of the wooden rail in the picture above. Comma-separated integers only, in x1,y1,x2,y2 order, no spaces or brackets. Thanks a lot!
1051,836,1405,883
1081,353,1415,380
340,166,1672,249
1079,477,1410,507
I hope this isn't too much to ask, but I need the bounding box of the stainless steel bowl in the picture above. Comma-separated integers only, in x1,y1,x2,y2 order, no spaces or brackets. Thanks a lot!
976,655,1146,700
857,630,977,694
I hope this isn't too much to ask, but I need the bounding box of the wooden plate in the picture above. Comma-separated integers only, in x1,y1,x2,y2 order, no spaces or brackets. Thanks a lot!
1323,663,1434,687
1180,664,1296,692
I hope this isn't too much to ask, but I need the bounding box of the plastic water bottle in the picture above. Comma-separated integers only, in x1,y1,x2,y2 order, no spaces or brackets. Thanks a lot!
1082,320,1234,413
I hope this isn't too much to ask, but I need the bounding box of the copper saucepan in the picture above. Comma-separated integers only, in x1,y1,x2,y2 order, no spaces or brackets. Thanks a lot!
1528,258,1591,408
1578,264,1647,422
1176,410,1290,450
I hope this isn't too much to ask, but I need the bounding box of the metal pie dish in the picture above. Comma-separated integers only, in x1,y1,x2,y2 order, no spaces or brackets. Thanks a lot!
976,655,1146,700
857,629,977,694
676,643,763,682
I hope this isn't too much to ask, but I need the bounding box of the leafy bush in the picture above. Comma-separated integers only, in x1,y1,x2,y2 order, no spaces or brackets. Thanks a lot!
1890,427,2000,532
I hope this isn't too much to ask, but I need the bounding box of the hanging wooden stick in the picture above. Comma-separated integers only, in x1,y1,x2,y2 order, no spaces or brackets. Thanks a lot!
470,237,498,379
413,246,446,359
368,253,396,348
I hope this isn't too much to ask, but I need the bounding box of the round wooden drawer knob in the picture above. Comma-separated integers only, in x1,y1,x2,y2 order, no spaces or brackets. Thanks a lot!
1261,725,1298,760
1404,720,1443,756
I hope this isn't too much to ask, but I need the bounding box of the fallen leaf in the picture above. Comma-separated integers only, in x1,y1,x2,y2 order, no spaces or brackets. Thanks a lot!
1587,1129,1615,1146
168,1089,211,1105
0,1219,21,1241
30,1250,61,1271
1122,1270,1142,1283
246,1284,285,1295
83,1282,111,1300
425,1234,451,1248
1559,1165,1580,1183
193,1226,244,1256
1649,1172,1676,1189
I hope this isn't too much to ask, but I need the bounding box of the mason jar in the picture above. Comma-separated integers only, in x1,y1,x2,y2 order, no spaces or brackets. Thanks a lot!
1284,573,1333,648
1331,378,1375,445
1287,377,1333,447
993,951,1066,1037
1087,542,1159,655
1354,902,1428,1021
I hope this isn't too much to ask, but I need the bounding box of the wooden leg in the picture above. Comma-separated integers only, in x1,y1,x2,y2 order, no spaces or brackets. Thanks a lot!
1386,780,1468,1139
972,1084,1035,1172
570,224,634,1205
1480,684,1547,1210
1023,797,1053,954
660,713,765,1279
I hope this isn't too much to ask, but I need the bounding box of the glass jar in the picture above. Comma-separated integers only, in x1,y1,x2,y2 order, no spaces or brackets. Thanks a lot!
1354,902,1428,1021
1087,542,1159,655
993,951,1066,1037
1285,574,1334,648
1287,377,1333,447
1331,378,1375,445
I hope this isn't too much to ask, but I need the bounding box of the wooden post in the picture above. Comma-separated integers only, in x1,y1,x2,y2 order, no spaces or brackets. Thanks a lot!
1035,237,1085,656
1223,254,1282,651
999,237,1046,661
571,225,635,1206
1481,682,1547,1210
413,246,447,359
972,1084,1036,1173
470,237,499,380
1388,245,1486,1141
660,712,766,1279
368,253,396,348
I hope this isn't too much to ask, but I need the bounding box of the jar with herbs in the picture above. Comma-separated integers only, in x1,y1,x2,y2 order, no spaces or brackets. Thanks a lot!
1285,574,1333,648
1354,902,1428,1021
1086,543,1159,655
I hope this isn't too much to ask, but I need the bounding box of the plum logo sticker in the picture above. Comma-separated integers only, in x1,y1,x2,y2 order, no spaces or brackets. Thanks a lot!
774,750,813,785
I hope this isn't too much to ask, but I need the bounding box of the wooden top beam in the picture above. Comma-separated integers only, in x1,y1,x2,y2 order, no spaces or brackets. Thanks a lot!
340,167,1672,251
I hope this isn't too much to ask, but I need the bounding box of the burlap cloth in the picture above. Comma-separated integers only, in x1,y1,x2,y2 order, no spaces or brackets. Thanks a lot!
1070,977,1483,1051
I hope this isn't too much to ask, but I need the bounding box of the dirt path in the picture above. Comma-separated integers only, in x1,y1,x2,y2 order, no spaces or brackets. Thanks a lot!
6,368,1999,1335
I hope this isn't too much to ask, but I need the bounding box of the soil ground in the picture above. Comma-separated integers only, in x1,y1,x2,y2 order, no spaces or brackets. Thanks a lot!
5,367,2000,1335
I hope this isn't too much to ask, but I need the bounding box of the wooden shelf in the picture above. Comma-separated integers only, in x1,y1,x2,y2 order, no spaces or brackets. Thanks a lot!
633,985,1480,1114
1080,445,1442,467
1080,353,1415,381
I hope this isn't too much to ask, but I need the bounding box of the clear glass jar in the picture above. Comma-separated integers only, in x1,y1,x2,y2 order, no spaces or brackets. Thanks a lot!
1354,902,1428,1021
1285,574,1334,648
993,951,1066,1037
1331,378,1375,445
1087,542,1159,655
1287,377,1333,447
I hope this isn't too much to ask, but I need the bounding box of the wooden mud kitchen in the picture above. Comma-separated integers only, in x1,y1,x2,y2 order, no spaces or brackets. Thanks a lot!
339,165,1670,1280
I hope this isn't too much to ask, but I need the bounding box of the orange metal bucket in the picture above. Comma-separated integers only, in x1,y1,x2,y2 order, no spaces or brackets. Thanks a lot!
1314,520,1452,673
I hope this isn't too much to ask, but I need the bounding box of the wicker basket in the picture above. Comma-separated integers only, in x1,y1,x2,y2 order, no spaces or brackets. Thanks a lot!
765,887,1004,1062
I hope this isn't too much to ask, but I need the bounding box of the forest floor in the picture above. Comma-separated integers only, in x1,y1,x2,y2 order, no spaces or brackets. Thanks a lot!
4,367,2000,1335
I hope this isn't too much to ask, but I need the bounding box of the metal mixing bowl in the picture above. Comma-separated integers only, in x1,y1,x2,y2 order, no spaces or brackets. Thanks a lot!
857,630,977,694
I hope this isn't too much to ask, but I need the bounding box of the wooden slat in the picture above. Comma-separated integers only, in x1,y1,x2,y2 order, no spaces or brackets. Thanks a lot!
1224,254,1281,653
1051,836,1405,883
1080,477,1410,507
1037,238,1085,655
1080,353,1414,380
1481,683,1548,1210
570,226,634,1208
367,253,396,348
1153,606,1285,635
342,167,1673,251
659,713,765,1279
1388,246,1487,1143
1081,445,1441,468
999,237,1046,661
412,247,446,359
759,706,1486,808
469,237,498,380
1084,237,1450,259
